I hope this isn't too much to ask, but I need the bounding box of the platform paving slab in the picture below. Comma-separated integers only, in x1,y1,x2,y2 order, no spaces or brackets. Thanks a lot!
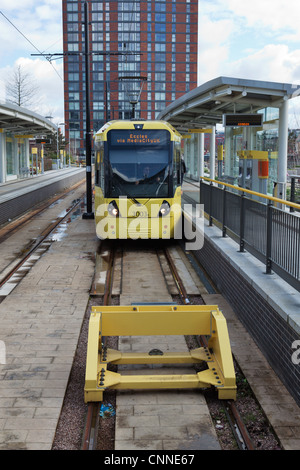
0,213,97,450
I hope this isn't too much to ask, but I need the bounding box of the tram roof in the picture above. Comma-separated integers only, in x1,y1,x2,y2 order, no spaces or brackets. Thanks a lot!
157,76,300,132
0,101,57,135
95,119,182,141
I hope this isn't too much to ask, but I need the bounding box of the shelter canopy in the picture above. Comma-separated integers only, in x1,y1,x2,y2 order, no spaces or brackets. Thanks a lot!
157,76,299,132
0,101,57,135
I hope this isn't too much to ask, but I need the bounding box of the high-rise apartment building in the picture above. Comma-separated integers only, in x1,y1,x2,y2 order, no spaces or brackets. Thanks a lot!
62,0,198,157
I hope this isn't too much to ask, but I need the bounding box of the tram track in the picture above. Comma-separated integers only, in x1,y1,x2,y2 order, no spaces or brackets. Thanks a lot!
82,246,116,450
161,245,256,450
0,183,86,302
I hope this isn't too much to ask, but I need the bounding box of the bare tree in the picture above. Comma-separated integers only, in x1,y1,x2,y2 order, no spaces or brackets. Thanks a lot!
5,65,40,109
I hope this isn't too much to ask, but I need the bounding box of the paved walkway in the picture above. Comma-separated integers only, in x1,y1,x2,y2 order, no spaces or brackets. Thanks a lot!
0,211,97,449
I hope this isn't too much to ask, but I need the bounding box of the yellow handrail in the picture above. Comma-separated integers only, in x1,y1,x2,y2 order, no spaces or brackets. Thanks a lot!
200,176,300,211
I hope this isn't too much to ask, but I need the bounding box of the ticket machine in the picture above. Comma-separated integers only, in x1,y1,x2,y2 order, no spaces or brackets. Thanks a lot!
237,150,268,195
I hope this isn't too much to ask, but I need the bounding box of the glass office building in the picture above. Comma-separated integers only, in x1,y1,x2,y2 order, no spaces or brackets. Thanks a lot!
62,0,198,157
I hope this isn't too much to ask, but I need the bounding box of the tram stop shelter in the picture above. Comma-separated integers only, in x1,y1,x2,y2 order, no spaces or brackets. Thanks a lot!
0,101,57,183
158,76,300,199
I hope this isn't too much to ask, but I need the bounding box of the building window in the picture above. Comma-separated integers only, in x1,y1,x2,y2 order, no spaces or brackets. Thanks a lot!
67,13,78,21
155,3,166,12
68,43,79,52
68,33,78,42
155,33,166,42
92,12,103,21
155,13,166,22
155,82,166,91
91,2,103,11
67,3,78,12
155,43,166,52
155,73,166,81
68,73,79,81
155,92,165,101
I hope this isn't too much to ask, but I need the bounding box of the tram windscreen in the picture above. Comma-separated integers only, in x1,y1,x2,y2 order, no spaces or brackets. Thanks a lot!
107,129,171,198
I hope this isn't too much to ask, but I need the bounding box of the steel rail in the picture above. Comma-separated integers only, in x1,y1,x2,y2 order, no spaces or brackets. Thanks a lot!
164,244,255,450
0,198,83,289
82,246,116,450
0,178,86,243
82,402,100,450
227,400,255,450
163,247,190,305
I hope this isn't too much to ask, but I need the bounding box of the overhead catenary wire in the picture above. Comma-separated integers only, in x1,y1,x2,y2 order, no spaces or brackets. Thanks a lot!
0,10,63,81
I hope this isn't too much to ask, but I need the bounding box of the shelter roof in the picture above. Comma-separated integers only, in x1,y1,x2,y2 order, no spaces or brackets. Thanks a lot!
0,101,57,136
157,76,300,132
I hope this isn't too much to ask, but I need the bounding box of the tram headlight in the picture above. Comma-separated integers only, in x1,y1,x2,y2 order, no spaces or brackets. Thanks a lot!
108,201,119,217
159,201,171,217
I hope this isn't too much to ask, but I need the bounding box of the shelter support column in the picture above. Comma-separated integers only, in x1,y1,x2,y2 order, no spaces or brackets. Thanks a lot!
277,99,289,200
210,126,215,180
0,133,4,183
224,128,231,176
198,132,204,178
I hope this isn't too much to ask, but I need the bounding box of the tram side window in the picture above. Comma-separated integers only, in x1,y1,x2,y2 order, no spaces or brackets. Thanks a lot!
95,144,105,190
95,150,100,186
173,141,181,191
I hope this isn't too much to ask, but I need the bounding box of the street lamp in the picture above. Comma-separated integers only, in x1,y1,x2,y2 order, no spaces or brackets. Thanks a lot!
57,122,65,169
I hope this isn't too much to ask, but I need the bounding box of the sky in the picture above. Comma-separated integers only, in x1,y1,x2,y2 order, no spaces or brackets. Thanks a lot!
0,0,300,128
0,0,64,126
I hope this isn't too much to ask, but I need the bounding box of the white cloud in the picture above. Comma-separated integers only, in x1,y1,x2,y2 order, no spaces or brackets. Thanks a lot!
229,44,300,84
198,14,235,84
198,1,300,84
0,1,63,122
198,0,300,127
223,0,300,31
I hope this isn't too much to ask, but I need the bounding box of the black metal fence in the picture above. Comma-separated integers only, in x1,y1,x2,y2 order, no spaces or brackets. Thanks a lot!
290,176,300,212
200,180,300,292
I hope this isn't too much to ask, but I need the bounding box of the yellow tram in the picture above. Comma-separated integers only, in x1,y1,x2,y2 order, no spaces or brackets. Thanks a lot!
94,120,183,240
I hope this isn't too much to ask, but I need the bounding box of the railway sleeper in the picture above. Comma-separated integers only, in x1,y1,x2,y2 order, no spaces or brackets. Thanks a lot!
84,305,237,402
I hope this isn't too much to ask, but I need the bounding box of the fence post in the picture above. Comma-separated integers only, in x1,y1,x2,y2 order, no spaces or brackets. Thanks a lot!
209,182,213,226
290,177,295,213
239,193,245,252
199,179,201,206
266,200,273,274
222,185,227,237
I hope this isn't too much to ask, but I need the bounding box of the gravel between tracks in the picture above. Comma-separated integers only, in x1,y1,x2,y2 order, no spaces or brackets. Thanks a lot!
52,296,118,450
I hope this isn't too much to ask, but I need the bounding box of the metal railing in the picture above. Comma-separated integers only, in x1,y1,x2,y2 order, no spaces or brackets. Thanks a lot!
199,177,300,292
289,175,300,212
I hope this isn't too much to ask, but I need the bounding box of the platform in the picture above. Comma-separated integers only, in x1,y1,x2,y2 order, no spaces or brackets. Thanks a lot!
0,168,86,226
0,201,96,449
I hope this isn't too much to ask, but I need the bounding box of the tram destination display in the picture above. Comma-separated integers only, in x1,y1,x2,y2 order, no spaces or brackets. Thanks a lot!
223,114,263,127
109,130,169,146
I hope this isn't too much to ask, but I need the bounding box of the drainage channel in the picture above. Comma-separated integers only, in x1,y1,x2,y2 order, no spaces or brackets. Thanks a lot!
0,200,83,303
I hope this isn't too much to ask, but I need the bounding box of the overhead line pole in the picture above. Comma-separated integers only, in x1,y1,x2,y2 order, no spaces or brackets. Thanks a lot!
31,0,142,221
82,0,94,219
